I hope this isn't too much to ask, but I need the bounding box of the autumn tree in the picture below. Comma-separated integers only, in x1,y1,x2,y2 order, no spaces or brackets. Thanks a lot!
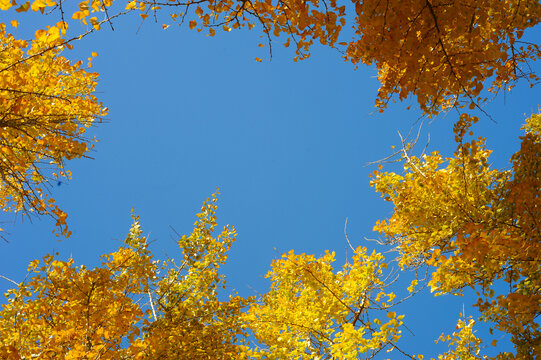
0,194,409,359
0,194,251,359
244,248,406,359
0,0,537,239
2,0,539,115
0,0,539,358
370,112,541,359
0,21,106,238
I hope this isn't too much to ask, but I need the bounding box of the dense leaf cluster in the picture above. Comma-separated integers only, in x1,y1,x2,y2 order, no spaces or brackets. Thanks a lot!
0,0,539,358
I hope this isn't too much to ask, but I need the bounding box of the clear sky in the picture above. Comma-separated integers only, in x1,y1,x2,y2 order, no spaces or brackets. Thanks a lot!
1,10,539,358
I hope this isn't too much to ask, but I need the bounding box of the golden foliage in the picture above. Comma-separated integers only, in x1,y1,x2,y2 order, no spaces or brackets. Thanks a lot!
141,194,251,359
345,0,541,114
0,193,410,359
434,316,484,360
371,112,541,359
0,0,539,358
5,0,539,115
244,247,403,359
0,22,105,237
0,0,539,235
0,194,251,359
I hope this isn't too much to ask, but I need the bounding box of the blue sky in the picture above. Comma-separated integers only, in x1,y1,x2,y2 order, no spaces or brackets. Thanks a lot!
1,10,539,358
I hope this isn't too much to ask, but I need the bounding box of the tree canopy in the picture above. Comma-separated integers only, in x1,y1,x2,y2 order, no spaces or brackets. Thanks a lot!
0,22,105,237
0,0,539,233
3,0,540,115
0,0,539,359
372,112,541,359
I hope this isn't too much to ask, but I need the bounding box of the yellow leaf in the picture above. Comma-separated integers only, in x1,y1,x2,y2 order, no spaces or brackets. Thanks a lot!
56,21,68,34
255,57,262,62
0,0,11,10
15,1,30,11
34,29,47,41
72,10,86,19
10,19,18,28
89,17,101,30
30,0,45,11
125,0,136,9
284,38,290,48
189,20,197,29
140,13,148,20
